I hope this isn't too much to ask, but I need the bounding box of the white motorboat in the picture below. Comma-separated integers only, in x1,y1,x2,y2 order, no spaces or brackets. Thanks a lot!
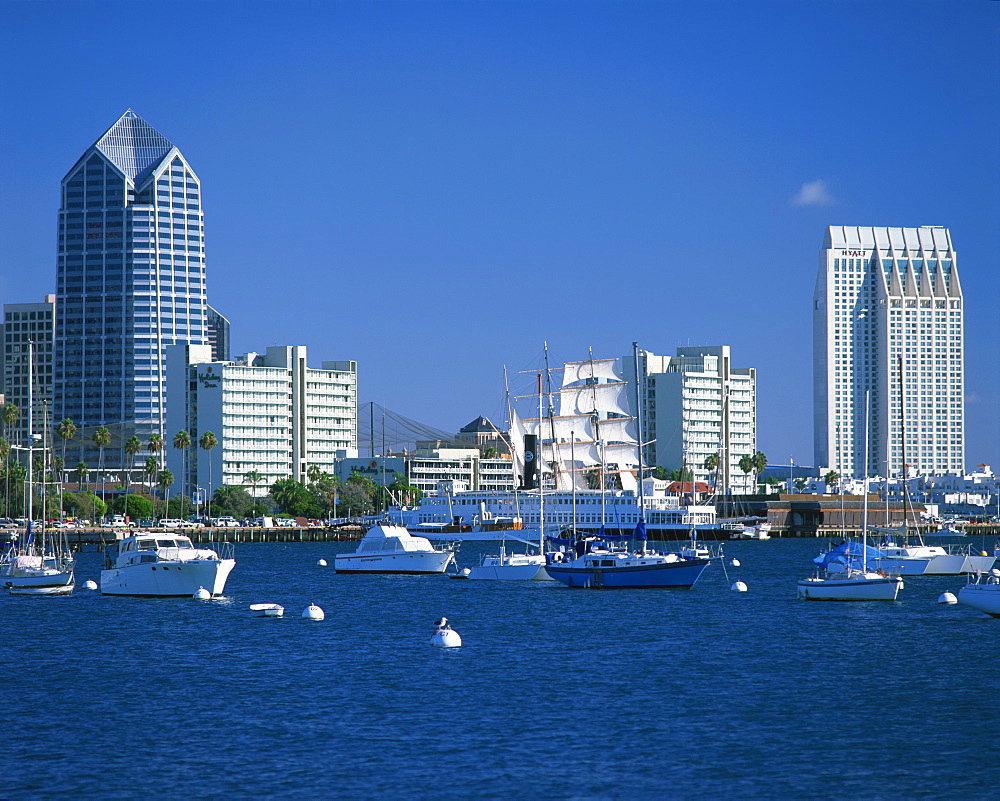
101,533,235,597
335,524,455,574
957,570,1000,617
249,603,285,617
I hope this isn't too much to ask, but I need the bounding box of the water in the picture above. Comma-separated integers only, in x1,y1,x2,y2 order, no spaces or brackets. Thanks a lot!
3,539,999,800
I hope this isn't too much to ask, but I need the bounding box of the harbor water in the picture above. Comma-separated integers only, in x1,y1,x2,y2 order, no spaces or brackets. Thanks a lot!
3,538,999,800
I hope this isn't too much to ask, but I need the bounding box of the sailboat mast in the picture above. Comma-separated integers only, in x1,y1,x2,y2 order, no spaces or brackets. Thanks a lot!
862,390,870,572
632,342,645,518
537,373,545,548
26,340,34,533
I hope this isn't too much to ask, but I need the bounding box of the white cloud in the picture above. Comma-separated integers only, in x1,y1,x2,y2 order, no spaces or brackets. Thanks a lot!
793,179,834,206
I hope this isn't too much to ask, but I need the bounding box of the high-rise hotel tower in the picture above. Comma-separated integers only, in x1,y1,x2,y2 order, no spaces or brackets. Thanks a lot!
813,226,964,479
54,110,209,465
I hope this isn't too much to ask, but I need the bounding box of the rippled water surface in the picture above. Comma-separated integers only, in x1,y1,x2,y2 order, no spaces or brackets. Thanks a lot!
3,538,999,800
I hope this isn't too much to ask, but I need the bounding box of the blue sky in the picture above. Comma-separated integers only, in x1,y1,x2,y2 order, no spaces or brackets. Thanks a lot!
2,0,998,470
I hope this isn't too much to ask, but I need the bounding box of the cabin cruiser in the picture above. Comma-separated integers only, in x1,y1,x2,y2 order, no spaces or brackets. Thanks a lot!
101,533,235,597
335,524,455,574
544,536,710,589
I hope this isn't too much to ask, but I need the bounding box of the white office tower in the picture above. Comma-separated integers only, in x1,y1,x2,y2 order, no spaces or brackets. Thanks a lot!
813,226,964,479
166,344,357,496
627,346,756,494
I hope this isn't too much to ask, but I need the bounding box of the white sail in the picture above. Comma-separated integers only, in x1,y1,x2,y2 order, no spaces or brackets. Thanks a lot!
602,442,639,466
557,381,631,417
561,357,622,387
520,414,595,441
509,408,527,478
594,416,638,444
549,440,602,466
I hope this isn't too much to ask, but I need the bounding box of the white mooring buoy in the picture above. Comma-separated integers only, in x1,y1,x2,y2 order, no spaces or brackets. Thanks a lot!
302,603,325,620
731,581,748,592
730,558,741,567
430,617,462,648
317,559,328,567
193,586,211,600
937,591,958,605
82,580,98,590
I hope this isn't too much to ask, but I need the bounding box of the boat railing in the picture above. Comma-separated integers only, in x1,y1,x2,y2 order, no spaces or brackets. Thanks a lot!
206,541,236,561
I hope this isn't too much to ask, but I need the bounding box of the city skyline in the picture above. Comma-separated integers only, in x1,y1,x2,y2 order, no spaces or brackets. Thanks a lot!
2,1,997,472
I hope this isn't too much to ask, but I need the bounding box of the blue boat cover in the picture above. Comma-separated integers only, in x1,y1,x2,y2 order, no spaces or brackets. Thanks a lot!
814,541,884,570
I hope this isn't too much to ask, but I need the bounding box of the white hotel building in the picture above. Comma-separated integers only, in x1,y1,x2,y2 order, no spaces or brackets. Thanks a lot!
627,346,757,493
813,226,964,479
166,344,357,497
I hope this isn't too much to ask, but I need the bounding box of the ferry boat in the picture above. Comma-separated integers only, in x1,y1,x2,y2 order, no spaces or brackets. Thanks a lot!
101,533,235,597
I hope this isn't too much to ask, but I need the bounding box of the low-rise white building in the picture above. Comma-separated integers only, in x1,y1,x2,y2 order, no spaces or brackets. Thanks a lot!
166,344,357,498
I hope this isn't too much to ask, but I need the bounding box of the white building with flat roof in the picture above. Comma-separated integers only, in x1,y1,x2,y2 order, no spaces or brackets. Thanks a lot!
625,345,756,494
166,344,357,498
813,226,964,479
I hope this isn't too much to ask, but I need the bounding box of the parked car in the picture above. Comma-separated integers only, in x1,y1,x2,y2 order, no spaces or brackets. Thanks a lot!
159,518,184,528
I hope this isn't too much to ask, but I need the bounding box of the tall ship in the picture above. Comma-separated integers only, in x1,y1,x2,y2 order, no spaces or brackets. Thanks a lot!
381,350,724,542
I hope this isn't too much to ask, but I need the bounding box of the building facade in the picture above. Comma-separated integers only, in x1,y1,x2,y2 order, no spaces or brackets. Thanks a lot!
205,305,231,362
1,295,56,448
627,345,756,494
166,345,357,498
813,226,964,479
54,110,210,466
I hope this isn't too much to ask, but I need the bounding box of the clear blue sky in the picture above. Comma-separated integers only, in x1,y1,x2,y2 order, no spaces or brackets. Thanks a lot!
2,0,998,470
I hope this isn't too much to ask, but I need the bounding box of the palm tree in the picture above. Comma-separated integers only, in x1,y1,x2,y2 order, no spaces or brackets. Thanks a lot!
824,470,840,493
158,469,175,511
123,435,142,521
146,433,164,468
0,437,8,516
56,418,76,488
92,426,111,498
199,431,218,519
2,403,19,518
738,454,753,489
750,450,768,494
173,430,192,520
243,469,264,498
703,452,721,489
144,455,158,495
74,461,89,494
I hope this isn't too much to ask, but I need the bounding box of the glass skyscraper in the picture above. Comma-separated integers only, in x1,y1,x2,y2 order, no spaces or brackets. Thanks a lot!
813,226,964,480
54,110,209,466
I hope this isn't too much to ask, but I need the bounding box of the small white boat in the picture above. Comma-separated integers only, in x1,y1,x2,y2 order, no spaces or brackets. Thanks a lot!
467,545,551,581
101,533,235,597
874,537,995,576
957,570,1000,617
1,553,75,593
335,524,455,574
797,570,902,601
249,603,285,617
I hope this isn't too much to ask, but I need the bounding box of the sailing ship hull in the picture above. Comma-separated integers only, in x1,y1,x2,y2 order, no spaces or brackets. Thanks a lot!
957,583,1000,617
797,574,902,601
545,558,709,589
101,559,234,597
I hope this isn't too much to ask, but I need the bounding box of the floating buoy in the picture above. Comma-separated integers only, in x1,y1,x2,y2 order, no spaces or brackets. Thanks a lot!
82,580,98,590
462,567,471,577
193,586,211,600
317,559,328,567
937,592,958,605
731,581,748,592
430,617,462,647
302,603,325,620
250,603,285,617
730,558,741,567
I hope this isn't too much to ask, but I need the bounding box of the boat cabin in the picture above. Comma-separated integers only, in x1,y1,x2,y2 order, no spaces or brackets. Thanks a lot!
358,524,438,553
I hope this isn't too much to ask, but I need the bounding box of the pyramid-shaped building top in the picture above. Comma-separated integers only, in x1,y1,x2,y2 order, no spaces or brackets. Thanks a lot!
93,109,175,185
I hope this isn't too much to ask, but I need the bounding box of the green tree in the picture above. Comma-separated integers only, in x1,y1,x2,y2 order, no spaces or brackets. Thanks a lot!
824,470,840,492
388,472,422,507
483,446,499,459
794,477,808,492
199,431,218,518
2,403,19,517
146,433,164,471
338,480,375,518
738,454,754,486
65,491,106,524
173,430,192,519
270,477,310,516
212,485,256,519
750,450,768,492
56,418,76,516
651,465,669,480
109,493,154,521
